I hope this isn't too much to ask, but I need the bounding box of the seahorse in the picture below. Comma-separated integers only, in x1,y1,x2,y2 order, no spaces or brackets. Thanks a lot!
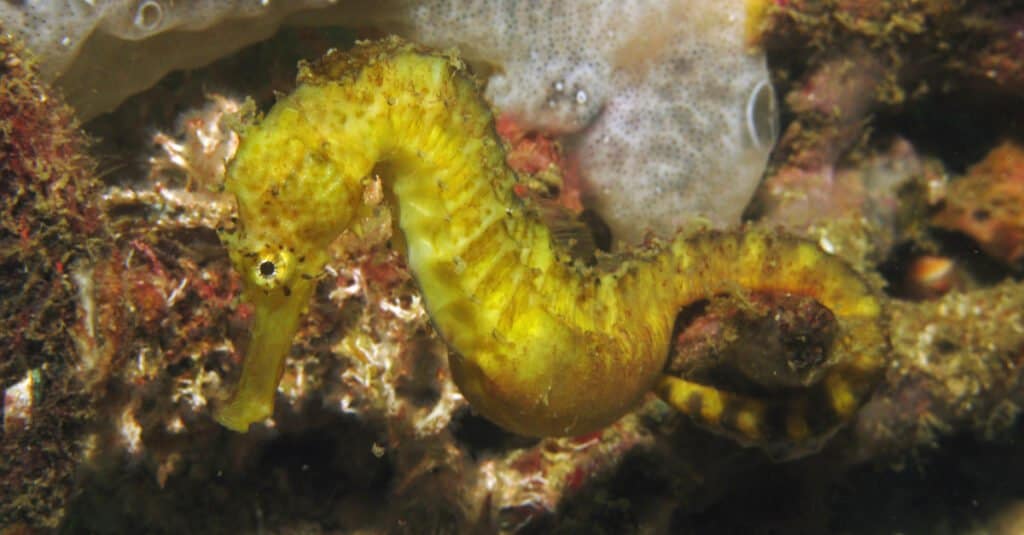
215,37,886,449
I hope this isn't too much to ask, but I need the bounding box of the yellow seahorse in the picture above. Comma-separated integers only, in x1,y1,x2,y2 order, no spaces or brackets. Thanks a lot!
215,37,886,448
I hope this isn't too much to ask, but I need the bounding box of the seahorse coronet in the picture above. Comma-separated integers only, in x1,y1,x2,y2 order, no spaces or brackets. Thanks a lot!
215,36,887,450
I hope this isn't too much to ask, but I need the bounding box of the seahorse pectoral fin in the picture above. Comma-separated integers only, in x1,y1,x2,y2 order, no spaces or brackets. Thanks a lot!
216,282,315,432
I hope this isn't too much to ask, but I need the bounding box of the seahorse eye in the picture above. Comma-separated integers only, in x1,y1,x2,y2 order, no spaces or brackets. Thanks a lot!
258,260,276,279
248,248,297,292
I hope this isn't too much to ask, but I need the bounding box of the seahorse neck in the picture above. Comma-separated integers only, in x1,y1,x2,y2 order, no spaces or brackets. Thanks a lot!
374,51,569,356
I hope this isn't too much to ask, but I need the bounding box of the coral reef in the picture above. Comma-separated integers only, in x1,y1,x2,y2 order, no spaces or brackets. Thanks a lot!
0,35,104,528
3,1,1024,532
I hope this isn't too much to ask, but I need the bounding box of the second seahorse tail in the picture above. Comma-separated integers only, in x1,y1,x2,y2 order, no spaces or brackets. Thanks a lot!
656,362,878,453
656,230,887,448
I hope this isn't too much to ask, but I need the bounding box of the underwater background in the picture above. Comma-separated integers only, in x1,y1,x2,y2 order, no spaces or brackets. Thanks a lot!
2,1,1024,533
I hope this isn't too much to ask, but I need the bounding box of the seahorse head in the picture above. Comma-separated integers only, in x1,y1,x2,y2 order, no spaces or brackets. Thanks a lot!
215,79,387,431
223,82,386,300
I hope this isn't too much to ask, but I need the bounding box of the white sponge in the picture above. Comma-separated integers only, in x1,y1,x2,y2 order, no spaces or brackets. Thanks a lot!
0,0,339,117
405,0,777,243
